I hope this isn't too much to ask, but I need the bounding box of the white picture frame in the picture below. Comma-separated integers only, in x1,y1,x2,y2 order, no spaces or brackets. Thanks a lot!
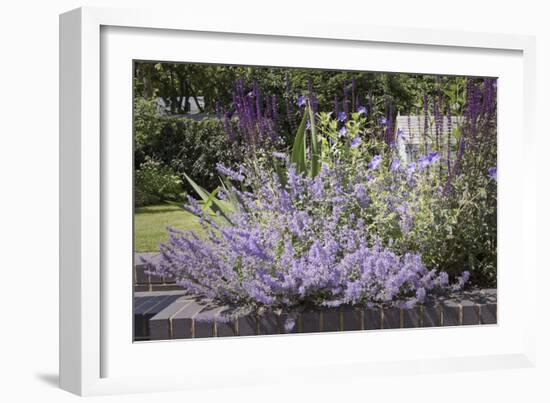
60,6,538,396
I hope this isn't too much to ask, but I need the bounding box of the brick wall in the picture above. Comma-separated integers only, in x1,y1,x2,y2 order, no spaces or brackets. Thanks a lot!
134,288,497,341
134,253,182,292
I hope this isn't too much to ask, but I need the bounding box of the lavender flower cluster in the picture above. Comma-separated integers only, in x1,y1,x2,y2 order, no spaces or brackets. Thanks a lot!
224,79,281,147
146,160,469,319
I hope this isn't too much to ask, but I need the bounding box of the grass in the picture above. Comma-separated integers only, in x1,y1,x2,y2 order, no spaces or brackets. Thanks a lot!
134,203,216,252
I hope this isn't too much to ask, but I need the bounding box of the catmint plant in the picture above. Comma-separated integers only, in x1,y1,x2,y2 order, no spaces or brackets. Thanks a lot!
145,154,471,328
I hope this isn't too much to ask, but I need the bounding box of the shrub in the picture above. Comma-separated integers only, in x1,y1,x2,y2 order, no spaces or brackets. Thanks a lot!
134,98,164,160
134,113,244,194
145,160,470,327
309,78,497,287
134,157,183,206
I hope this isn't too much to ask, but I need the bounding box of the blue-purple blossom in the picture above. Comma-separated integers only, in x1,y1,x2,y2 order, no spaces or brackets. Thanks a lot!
396,128,404,139
417,152,440,169
417,155,430,169
306,120,311,130
272,151,288,160
452,271,470,291
228,78,279,147
297,95,307,107
428,152,440,164
437,272,449,287
216,163,244,181
368,155,382,170
396,202,412,234
354,183,368,208
357,105,368,116
488,167,497,181
337,112,347,122
338,126,348,137
415,287,426,302
390,158,401,172
407,162,416,175
379,117,388,125
350,137,361,148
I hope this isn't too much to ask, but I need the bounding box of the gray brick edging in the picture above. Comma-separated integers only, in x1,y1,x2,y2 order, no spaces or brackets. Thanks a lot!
134,288,497,341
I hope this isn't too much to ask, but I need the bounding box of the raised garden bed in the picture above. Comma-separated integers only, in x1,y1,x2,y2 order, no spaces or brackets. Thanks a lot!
134,253,497,341
134,287,497,341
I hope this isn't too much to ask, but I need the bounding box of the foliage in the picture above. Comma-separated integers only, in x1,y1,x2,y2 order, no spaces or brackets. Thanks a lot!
134,157,184,207
134,62,467,114
146,159,470,327
134,113,244,193
134,97,163,158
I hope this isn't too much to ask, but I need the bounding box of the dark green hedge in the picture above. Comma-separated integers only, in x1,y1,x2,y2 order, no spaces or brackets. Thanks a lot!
135,109,242,197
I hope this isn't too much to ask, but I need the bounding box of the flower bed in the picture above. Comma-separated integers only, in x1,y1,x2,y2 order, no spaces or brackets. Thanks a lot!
139,76,497,338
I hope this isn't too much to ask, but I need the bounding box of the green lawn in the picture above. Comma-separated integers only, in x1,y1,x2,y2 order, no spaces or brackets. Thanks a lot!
134,203,210,252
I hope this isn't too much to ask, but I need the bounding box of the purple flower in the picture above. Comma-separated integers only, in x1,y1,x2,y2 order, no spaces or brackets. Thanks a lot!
417,152,439,170
283,316,297,332
390,158,400,172
306,120,311,130
272,151,288,160
417,155,431,169
406,162,416,175
368,155,382,170
216,163,244,181
350,137,361,148
297,95,307,107
437,272,449,287
338,126,348,137
488,167,497,181
354,183,368,208
428,152,440,164
452,271,470,291
337,111,347,122
379,117,388,125
415,287,426,302
357,105,368,116
396,128,404,139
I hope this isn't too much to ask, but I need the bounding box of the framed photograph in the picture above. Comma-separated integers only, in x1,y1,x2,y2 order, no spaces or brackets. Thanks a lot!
60,6,537,396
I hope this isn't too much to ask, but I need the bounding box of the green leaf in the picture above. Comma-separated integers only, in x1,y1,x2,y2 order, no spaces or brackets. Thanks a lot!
184,172,210,200
202,187,220,212
272,158,288,188
290,109,308,174
219,176,247,212
308,104,321,177
183,173,233,225
452,127,462,140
